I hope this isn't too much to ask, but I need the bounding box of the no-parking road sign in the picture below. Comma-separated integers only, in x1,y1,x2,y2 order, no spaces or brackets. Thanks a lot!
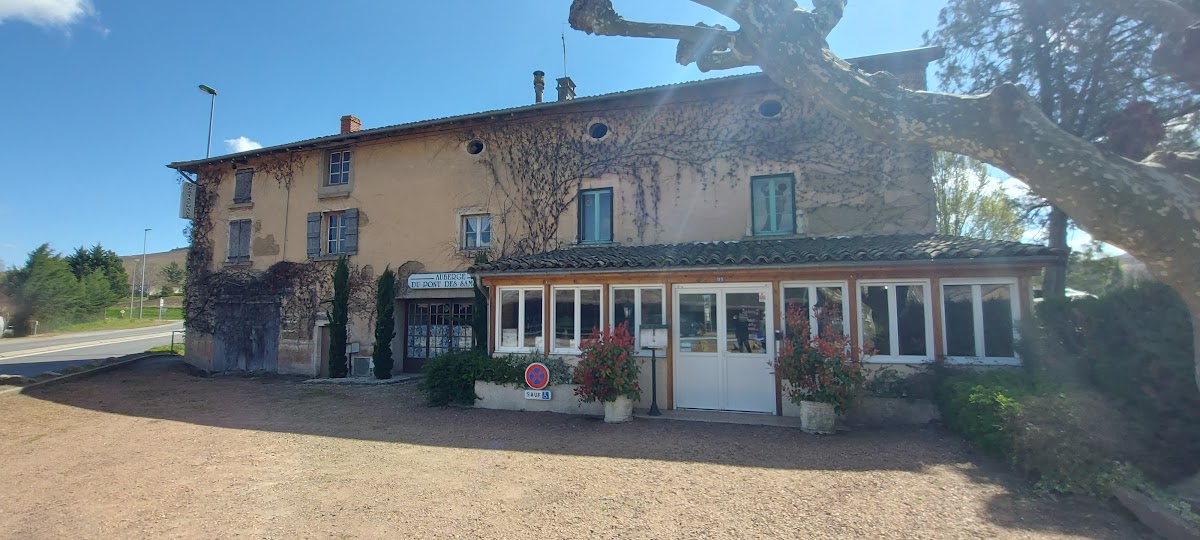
524,362,550,390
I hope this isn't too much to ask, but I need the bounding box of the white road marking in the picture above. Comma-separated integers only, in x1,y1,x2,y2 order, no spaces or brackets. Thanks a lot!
0,331,177,361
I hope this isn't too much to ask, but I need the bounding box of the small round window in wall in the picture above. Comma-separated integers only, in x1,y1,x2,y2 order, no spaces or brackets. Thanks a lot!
466,139,485,155
588,122,609,140
758,99,783,118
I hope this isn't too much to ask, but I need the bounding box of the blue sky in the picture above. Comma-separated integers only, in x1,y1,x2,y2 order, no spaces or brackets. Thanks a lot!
0,0,967,266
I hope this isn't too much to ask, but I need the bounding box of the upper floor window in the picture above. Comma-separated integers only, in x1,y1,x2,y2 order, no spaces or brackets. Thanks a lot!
751,174,795,236
579,188,613,244
328,150,351,186
462,214,492,249
306,208,358,259
227,219,251,263
327,212,346,254
233,169,253,204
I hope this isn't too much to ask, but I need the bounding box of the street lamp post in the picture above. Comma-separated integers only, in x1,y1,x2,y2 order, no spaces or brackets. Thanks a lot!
139,228,150,319
199,84,217,158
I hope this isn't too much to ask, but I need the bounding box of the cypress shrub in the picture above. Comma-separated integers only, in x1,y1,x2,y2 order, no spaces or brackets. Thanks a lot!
372,267,396,379
327,256,349,378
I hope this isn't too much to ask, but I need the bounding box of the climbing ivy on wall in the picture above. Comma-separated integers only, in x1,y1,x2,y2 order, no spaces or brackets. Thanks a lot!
462,88,932,256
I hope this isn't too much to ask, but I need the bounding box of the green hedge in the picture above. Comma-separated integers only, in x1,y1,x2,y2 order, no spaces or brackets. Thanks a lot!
419,351,573,407
936,282,1200,495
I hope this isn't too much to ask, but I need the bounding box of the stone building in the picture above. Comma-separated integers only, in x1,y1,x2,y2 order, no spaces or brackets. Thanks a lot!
168,46,1059,415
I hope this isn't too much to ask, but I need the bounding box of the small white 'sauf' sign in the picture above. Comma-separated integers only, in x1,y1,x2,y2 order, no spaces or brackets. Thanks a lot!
524,389,552,401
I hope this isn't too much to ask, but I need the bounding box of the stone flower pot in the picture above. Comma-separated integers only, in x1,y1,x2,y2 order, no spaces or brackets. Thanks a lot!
604,396,634,423
799,401,836,434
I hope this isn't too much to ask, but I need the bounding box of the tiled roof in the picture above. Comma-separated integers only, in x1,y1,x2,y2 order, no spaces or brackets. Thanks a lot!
168,47,944,172
472,234,1061,274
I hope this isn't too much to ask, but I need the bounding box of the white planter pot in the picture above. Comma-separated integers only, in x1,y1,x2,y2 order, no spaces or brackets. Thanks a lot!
604,396,634,423
799,401,836,434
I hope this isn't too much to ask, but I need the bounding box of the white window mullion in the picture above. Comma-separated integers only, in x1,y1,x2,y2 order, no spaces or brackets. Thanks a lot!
972,284,986,358
887,287,900,356
517,290,525,351
574,289,582,349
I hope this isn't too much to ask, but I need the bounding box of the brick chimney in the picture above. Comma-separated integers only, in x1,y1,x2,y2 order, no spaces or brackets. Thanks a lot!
533,70,546,104
340,115,361,134
556,76,576,101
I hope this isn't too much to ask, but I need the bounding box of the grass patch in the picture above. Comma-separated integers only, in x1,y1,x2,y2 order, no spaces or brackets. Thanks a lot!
51,318,176,334
147,343,185,355
105,306,183,320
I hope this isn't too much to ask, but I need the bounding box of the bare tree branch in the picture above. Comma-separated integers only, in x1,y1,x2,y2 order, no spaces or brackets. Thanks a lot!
1091,0,1198,34
1089,0,1200,88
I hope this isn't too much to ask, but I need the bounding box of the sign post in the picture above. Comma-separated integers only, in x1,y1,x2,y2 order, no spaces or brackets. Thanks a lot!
639,324,669,416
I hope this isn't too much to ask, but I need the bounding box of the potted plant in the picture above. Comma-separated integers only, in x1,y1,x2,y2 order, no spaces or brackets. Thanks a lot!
775,304,868,434
572,322,640,423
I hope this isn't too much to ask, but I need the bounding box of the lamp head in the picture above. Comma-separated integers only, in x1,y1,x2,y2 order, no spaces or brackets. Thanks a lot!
198,84,217,96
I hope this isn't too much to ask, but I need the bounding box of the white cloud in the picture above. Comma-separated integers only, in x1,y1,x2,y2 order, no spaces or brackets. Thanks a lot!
0,0,95,27
224,136,263,153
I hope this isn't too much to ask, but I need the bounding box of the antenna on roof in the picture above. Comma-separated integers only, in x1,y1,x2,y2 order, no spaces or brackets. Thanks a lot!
562,25,568,76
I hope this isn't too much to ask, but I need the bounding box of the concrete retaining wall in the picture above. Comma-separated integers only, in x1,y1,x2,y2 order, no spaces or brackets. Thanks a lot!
474,381,604,416
783,396,939,426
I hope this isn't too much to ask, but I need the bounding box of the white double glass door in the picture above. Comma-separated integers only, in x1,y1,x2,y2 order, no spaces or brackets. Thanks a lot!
673,284,775,413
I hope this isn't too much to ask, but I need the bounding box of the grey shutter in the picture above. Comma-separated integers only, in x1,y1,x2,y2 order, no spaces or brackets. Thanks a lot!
344,208,359,255
238,220,252,259
227,222,239,261
233,170,253,203
306,212,321,259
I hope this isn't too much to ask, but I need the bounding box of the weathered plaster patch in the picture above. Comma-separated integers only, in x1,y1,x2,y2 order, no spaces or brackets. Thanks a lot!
252,234,281,256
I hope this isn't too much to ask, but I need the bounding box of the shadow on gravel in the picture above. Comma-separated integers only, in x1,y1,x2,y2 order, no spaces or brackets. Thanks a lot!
17,357,1152,539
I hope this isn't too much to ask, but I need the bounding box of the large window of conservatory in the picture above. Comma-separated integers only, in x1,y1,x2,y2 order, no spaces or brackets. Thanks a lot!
941,279,1020,365
611,285,665,355
858,280,933,362
551,286,603,354
497,287,543,353
781,282,848,338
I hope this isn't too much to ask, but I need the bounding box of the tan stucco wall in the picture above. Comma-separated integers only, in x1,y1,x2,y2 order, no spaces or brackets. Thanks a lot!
194,72,934,375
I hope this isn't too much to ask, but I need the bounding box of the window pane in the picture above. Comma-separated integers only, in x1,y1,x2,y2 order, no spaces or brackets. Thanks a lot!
772,178,792,233
613,289,635,332
597,191,612,242
943,285,976,357
581,193,595,241
861,285,891,356
679,293,717,353
981,285,1015,357
580,289,601,340
640,288,663,325
463,217,477,248
554,289,575,350
896,285,927,356
500,290,519,348
523,289,542,349
725,292,766,354
782,287,810,335
816,286,844,335
341,153,351,171
480,216,491,246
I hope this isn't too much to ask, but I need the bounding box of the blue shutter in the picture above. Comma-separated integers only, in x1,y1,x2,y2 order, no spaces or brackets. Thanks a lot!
344,208,359,255
306,212,321,259
233,170,253,203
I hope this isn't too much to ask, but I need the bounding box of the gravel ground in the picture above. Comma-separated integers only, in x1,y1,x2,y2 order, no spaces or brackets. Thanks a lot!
0,359,1151,539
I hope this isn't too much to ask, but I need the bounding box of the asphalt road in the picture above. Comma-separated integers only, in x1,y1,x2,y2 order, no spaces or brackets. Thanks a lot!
0,322,183,377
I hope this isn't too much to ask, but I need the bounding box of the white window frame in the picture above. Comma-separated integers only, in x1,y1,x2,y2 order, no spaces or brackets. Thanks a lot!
550,285,604,355
495,286,544,354
610,284,665,356
779,281,849,338
326,211,346,255
461,214,492,249
327,150,351,186
857,279,934,364
940,278,1022,366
